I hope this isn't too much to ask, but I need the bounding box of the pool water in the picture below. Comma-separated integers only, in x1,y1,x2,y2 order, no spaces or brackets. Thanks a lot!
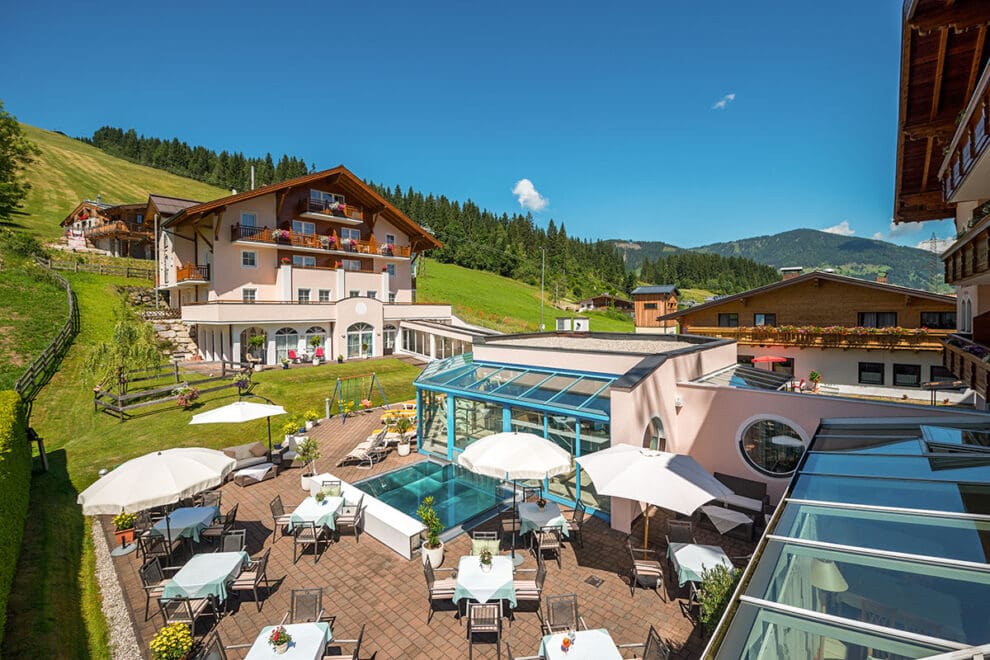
355,461,501,531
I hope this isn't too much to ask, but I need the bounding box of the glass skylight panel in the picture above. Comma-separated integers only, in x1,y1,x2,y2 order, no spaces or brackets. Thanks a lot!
523,375,582,403
467,368,526,393
802,453,990,482
791,474,990,515
490,371,551,397
777,502,990,564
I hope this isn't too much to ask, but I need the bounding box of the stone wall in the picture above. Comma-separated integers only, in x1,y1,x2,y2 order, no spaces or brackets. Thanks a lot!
117,286,199,359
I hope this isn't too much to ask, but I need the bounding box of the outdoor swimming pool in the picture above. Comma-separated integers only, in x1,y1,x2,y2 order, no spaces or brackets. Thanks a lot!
355,461,502,531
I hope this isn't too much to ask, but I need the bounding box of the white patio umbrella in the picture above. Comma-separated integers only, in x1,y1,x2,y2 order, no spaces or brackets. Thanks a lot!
189,400,287,453
77,447,236,554
575,445,733,547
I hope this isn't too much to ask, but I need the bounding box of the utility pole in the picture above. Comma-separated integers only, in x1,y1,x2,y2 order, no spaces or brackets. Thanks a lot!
153,213,160,310
540,247,546,332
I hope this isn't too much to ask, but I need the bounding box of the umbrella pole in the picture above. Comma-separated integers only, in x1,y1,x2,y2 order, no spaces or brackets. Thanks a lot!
266,417,272,454
644,504,651,548
510,480,525,566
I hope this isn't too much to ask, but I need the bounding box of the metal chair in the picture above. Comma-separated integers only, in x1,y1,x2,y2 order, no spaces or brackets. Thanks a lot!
505,643,543,660
666,520,696,545
196,490,222,510
192,631,254,660
138,557,175,622
324,623,364,660
292,521,329,564
269,495,293,544
334,495,364,543
423,559,457,623
319,479,342,494
500,509,521,547
230,548,271,611
288,587,332,623
467,601,503,660
218,529,246,553
627,537,665,599
618,625,673,660
532,526,562,569
543,594,586,635
158,594,219,630
138,532,183,564
512,555,547,612
566,501,587,548
200,503,239,543
520,485,542,502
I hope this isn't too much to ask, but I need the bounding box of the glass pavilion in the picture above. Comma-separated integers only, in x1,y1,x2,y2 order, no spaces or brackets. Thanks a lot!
415,353,615,515
708,417,990,658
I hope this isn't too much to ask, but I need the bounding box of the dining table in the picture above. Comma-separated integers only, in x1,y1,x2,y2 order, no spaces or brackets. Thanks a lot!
288,495,344,531
150,506,219,543
667,542,733,587
518,501,569,537
539,629,622,660
244,622,332,660
162,550,248,602
453,555,516,607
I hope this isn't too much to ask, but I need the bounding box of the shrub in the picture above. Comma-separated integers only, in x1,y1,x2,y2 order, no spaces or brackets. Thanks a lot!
112,512,136,531
698,564,742,632
149,623,193,660
0,391,32,647
417,496,443,549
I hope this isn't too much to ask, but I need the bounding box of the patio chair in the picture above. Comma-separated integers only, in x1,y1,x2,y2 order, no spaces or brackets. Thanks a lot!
135,510,154,537
230,548,271,612
679,581,702,625
566,501,587,548
138,557,179,622
627,537,665,600
158,594,219,630
288,587,332,624
191,632,253,660
195,490,222,510
500,509,521,547
520,485,542,502
532,526,562,569
505,643,543,660
337,433,390,469
319,480,342,496
269,495,293,544
423,559,457,623
200,503,239,544
472,530,501,555
512,555,547,613
288,349,301,363
666,520,696,545
314,347,325,360
334,494,364,543
322,623,364,660
218,529,246,553
292,521,330,564
543,594,586,635
618,625,673,660
138,532,183,564
467,601,503,660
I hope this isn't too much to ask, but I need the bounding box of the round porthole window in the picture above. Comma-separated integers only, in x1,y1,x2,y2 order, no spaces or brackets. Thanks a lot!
642,416,666,452
738,418,805,477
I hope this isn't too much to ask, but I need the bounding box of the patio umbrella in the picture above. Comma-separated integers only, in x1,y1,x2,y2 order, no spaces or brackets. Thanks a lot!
189,400,286,453
575,445,732,547
458,431,572,564
77,447,236,554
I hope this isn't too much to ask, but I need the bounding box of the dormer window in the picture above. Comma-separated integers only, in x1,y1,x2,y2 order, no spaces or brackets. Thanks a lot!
310,189,345,210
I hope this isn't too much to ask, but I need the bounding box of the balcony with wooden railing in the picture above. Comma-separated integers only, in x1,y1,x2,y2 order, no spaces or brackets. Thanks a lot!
943,334,990,398
230,225,411,258
298,198,365,225
84,221,153,240
685,325,951,351
941,63,990,203
176,264,210,284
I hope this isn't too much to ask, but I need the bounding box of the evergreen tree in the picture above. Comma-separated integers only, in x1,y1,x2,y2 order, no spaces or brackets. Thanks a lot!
0,101,38,223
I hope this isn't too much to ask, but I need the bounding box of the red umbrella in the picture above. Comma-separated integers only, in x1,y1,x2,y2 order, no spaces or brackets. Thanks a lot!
751,356,788,364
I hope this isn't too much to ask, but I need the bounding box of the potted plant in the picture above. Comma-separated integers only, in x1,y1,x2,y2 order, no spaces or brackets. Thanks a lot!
304,409,320,430
248,335,266,370
309,335,323,364
478,547,493,573
395,417,413,456
280,256,292,265
698,564,742,634
280,357,291,370
280,419,299,445
417,496,445,568
337,354,344,364
267,625,292,655
232,375,250,392
149,623,193,660
295,437,321,492
173,386,200,409
808,370,822,392
314,488,327,504
112,512,137,547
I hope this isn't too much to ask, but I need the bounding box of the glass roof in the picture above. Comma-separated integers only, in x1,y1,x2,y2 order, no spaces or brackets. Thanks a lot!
415,354,615,418
711,418,990,657
693,364,792,390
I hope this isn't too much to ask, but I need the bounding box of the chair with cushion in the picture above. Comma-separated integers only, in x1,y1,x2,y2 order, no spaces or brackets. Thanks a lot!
337,432,390,469
512,555,546,613
714,471,770,515
471,530,501,556
221,441,270,471
500,509,521,548
467,602,502,660
314,347,325,360
218,529,246,553
423,559,457,623
532,526,562,569
288,587,333,624
201,503,239,544
618,625,673,660
158,594,219,631
322,623,363,660
269,495,293,543
293,521,329,564
666,520,695,546
288,349,301,363
543,594,586,635
627,537,665,599
334,494,364,543
520,485,542,502
319,480,342,497
230,548,271,611
566,502,587,548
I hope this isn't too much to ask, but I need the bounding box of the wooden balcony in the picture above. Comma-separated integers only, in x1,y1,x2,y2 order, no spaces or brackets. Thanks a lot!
84,221,153,241
230,225,411,258
941,63,990,203
686,326,951,351
944,334,990,398
298,198,364,225
943,208,990,284
176,264,210,284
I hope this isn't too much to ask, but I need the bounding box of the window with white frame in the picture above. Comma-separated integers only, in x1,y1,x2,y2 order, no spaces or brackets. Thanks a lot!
292,255,316,268
343,259,361,271
242,288,257,303
241,212,257,227
241,251,257,268
386,264,396,277
310,190,344,206
385,234,395,245
349,290,360,298
291,220,315,235
318,289,332,302
340,227,360,242
366,291,377,299
298,289,311,303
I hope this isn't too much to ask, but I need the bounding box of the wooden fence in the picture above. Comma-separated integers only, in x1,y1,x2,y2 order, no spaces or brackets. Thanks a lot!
40,257,154,280
14,265,80,408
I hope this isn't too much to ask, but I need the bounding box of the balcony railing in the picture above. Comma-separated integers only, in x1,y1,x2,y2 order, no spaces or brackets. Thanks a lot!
298,198,364,222
230,225,411,257
84,221,153,240
687,325,951,351
944,334,990,398
941,63,990,202
176,264,210,283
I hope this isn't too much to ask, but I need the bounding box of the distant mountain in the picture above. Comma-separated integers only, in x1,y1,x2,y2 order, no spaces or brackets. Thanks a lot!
611,229,948,292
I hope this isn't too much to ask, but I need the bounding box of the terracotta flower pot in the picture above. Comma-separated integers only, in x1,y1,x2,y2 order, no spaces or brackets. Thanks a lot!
114,528,135,546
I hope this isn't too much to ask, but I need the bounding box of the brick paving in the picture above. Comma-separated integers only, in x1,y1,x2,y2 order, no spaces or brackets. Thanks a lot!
104,410,754,659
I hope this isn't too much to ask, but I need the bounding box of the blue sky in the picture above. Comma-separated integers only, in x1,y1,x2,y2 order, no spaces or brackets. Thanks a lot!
0,0,955,249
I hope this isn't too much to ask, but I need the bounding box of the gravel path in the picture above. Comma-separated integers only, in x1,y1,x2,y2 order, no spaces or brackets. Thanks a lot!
91,519,142,659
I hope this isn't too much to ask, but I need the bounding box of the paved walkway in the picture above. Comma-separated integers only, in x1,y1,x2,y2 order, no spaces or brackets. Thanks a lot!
104,410,753,658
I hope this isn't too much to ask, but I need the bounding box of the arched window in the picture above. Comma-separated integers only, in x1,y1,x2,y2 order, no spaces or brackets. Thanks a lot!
305,326,326,353
274,327,299,362
240,327,266,363
383,324,397,355
738,417,806,477
346,322,374,359
642,416,666,452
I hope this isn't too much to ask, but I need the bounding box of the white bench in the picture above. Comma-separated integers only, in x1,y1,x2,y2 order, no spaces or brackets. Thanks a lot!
310,471,425,560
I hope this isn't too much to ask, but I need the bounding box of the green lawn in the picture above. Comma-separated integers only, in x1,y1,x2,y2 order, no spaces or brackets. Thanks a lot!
417,259,634,333
0,257,68,389
4,271,420,657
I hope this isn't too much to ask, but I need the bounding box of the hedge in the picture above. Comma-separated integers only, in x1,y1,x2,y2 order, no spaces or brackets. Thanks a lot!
0,391,31,647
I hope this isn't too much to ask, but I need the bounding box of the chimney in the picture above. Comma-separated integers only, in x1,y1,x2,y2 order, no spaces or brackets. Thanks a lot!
877,270,889,284
780,267,803,281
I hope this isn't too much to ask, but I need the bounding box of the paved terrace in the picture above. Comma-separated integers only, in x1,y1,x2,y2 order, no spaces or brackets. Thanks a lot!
104,411,754,659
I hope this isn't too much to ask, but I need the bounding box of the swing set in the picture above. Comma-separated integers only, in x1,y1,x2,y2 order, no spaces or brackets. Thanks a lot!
331,372,390,422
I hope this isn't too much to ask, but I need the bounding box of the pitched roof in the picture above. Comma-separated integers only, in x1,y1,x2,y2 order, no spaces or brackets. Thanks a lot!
631,285,679,295
657,270,954,321
162,165,442,249
148,194,201,217
578,293,632,304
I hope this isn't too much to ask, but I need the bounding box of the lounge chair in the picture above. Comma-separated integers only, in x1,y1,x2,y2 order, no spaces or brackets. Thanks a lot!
337,432,389,469
287,349,301,363
314,347,325,360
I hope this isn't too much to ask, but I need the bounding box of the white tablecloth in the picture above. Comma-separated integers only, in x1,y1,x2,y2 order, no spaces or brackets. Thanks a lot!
454,555,516,606
667,543,732,587
245,622,332,660
540,629,622,660
701,505,753,534
151,506,219,543
289,496,344,531
518,502,569,537
162,551,247,601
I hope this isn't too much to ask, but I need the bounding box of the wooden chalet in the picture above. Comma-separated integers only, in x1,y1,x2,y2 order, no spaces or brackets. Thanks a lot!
577,293,633,313
630,285,679,333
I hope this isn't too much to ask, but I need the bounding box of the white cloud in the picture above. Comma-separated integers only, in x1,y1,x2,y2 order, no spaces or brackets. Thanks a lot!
871,232,884,240
887,220,923,238
823,220,855,236
512,179,549,212
915,236,954,253
711,93,736,110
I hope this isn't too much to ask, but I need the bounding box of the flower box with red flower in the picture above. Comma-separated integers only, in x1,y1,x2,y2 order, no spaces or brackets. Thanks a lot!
268,625,292,654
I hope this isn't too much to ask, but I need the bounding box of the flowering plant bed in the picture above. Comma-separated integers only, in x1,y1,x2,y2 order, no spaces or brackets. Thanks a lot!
150,623,193,660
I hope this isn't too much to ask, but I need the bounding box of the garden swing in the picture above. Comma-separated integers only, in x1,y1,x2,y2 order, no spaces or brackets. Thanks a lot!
331,372,390,422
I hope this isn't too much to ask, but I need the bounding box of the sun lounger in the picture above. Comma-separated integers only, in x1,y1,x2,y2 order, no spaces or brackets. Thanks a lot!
233,462,277,487
337,432,390,469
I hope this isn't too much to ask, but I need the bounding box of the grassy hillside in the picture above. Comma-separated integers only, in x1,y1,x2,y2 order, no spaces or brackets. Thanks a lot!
12,125,226,240
610,239,684,271
417,259,633,333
